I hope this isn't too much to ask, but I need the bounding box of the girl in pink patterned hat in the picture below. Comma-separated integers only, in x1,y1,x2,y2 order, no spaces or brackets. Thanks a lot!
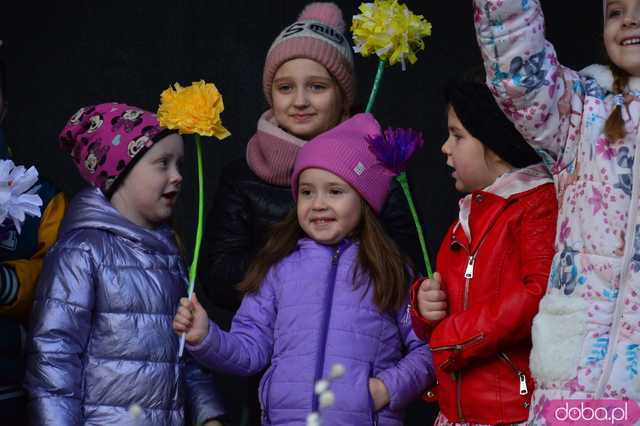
24,103,226,425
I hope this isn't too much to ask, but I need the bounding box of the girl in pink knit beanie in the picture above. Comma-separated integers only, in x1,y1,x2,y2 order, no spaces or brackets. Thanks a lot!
199,4,360,424
174,113,434,426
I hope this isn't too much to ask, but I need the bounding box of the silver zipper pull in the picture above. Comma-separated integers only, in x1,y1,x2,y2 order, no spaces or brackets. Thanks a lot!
464,255,475,279
402,304,411,325
519,373,528,395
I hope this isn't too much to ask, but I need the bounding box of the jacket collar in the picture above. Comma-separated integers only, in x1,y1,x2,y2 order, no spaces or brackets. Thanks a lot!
297,237,357,259
60,187,179,254
580,64,640,93
456,163,552,249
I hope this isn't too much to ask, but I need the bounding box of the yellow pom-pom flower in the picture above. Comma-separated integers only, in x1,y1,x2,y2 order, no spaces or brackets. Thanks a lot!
157,80,230,140
351,0,432,70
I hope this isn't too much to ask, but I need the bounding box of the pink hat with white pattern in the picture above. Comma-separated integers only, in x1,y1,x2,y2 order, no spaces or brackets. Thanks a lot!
59,102,171,195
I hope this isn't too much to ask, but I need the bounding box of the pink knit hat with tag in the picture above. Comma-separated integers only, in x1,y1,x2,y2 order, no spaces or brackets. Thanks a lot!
59,102,171,195
291,113,394,214
262,2,355,109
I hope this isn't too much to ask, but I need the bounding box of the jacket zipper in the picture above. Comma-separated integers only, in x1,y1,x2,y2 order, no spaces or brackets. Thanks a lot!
596,140,640,397
498,352,529,396
431,334,484,423
366,362,379,426
445,198,516,420
430,334,485,352
455,371,463,421
259,368,275,424
463,255,475,310
311,242,346,412
445,226,490,423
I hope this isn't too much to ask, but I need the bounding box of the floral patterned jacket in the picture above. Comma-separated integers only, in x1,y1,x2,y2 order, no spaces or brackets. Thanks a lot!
474,0,640,422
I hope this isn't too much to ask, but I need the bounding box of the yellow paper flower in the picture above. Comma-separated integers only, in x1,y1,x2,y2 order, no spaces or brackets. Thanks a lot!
157,80,230,139
351,0,432,69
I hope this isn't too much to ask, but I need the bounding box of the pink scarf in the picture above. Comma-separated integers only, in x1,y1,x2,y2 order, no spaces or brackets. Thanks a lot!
245,110,307,187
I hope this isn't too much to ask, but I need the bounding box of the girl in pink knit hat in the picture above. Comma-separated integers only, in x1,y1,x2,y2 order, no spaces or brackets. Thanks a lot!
198,3,423,424
175,113,434,426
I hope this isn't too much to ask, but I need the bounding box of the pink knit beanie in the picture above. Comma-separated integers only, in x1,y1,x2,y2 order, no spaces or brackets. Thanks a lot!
291,113,393,214
262,2,355,110
59,102,170,195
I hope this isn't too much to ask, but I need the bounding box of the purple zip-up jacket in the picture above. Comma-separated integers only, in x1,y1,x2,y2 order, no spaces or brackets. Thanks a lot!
24,188,225,426
188,238,434,426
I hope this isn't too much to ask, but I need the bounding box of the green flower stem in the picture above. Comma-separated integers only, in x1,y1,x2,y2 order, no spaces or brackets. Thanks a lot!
179,134,205,358
365,60,386,113
396,172,433,278
188,134,205,293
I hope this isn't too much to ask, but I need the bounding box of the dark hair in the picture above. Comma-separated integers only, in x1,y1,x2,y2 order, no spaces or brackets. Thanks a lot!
445,67,540,168
238,201,411,312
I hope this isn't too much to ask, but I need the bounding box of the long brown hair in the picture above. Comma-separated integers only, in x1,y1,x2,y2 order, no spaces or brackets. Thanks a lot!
238,200,411,312
604,64,630,142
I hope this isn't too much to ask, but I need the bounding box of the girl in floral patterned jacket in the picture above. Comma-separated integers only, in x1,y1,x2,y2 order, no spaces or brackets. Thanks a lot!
473,0,640,422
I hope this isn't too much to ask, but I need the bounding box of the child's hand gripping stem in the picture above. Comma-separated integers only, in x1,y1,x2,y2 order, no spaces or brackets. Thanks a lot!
173,293,210,347
417,272,447,323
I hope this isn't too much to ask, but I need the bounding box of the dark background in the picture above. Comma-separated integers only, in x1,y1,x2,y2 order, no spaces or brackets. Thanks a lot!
0,1,601,424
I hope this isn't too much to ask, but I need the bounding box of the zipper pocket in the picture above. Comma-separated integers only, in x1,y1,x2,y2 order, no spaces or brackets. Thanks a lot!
366,363,379,425
259,367,276,423
453,370,464,422
431,334,484,352
367,385,379,426
498,352,528,395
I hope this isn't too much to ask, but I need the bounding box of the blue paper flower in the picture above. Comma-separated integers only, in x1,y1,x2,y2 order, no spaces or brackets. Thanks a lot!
367,127,424,174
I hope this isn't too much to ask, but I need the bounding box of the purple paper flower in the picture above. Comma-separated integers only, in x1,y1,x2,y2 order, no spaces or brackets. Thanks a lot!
367,127,424,174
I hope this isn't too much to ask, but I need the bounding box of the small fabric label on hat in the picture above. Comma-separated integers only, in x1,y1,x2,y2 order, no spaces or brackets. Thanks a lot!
354,162,366,176
268,20,353,63
281,21,345,45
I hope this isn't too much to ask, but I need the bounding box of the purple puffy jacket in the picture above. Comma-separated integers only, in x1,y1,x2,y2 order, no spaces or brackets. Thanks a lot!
188,238,434,425
24,188,225,425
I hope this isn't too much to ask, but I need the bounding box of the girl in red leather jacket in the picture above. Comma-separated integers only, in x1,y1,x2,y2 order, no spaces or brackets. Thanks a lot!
410,68,558,425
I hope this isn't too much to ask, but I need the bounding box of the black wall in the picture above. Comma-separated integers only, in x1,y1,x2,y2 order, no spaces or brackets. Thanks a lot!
0,1,601,424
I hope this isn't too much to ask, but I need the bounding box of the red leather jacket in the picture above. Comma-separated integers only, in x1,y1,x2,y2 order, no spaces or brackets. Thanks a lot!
411,183,557,424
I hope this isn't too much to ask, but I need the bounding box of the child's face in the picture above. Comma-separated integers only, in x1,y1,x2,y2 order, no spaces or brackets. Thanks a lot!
272,58,344,140
442,106,505,193
111,133,184,229
604,0,640,76
297,168,361,245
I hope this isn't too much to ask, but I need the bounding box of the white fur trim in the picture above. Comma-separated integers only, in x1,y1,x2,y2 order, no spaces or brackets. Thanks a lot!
530,291,589,384
580,64,640,92
580,64,614,91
